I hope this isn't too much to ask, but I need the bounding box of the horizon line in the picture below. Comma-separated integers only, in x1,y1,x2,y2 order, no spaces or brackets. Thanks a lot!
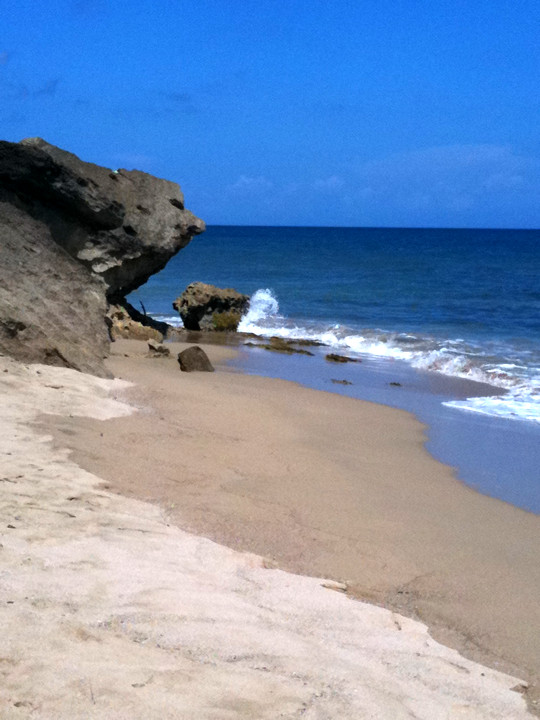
203,223,539,232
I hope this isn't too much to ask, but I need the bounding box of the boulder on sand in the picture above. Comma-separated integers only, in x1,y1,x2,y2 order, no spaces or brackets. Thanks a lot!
177,346,215,372
173,282,249,331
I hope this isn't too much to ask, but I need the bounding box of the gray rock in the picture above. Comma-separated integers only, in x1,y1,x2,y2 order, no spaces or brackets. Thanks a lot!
0,138,204,375
173,282,249,331
148,339,170,357
0,196,111,375
15,138,205,299
177,346,214,372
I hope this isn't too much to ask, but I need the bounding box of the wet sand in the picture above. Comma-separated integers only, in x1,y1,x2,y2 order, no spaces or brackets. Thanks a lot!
232,340,540,514
46,338,540,712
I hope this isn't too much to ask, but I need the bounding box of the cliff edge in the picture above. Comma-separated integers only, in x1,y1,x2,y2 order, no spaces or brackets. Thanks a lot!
0,138,204,376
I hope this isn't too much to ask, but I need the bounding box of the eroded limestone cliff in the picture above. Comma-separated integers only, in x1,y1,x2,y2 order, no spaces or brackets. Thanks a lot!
0,138,204,376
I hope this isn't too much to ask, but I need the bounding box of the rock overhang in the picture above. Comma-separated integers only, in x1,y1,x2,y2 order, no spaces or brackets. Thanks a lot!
0,137,205,375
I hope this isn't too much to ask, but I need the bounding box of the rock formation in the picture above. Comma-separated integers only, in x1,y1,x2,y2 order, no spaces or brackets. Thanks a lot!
177,346,214,372
106,305,164,343
173,282,249,331
244,337,315,356
0,138,204,376
147,339,171,358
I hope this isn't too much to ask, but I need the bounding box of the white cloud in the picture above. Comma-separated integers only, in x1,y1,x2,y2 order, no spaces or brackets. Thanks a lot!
214,145,539,226
229,175,274,192
349,144,539,216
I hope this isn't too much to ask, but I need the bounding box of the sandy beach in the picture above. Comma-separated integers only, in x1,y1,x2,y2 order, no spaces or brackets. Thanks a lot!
1,339,538,718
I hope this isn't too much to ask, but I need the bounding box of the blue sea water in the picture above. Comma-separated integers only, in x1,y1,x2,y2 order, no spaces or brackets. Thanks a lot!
128,225,540,512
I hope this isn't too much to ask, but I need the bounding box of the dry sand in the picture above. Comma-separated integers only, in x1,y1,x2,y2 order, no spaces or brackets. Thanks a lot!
0,341,538,718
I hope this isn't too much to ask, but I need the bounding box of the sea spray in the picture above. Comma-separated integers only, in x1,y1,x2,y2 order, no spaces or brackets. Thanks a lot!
238,289,280,332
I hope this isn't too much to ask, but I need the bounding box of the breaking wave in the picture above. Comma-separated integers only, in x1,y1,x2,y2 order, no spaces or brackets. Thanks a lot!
237,289,540,424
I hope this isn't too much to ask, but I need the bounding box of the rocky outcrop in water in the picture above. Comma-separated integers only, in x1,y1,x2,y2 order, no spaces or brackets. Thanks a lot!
173,282,250,331
0,138,204,375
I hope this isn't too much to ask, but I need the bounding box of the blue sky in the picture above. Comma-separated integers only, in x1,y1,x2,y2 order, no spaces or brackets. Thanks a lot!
1,0,539,228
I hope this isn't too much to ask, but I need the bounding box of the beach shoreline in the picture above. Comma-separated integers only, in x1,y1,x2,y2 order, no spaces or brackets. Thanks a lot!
42,337,540,714
230,334,540,515
138,326,540,514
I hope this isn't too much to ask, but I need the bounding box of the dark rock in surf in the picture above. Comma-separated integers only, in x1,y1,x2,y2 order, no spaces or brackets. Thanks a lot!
0,137,204,375
177,346,214,372
245,337,315,356
325,353,361,364
293,338,326,347
173,282,249,331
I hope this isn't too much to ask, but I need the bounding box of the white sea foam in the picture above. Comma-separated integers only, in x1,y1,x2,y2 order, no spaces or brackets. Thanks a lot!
237,288,540,424
410,349,496,385
152,314,184,327
238,289,281,332
342,335,415,360
444,393,540,423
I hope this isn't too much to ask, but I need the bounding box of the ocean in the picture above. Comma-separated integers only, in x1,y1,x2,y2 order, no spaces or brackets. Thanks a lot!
128,225,540,513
